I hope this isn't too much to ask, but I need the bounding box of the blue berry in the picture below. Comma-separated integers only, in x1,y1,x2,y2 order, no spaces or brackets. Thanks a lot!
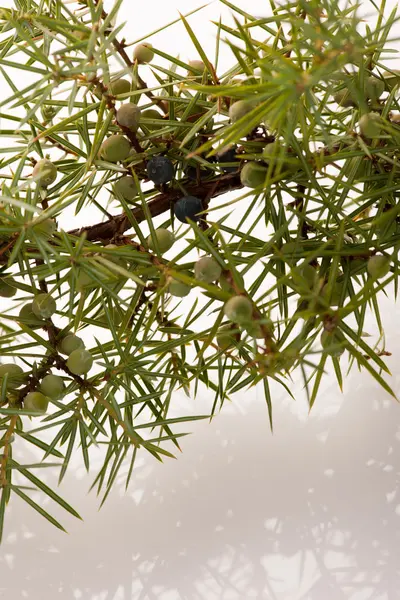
174,195,203,223
147,156,174,185
216,146,239,173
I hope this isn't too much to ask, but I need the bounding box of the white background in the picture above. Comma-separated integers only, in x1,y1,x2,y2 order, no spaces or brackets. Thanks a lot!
1,1,400,599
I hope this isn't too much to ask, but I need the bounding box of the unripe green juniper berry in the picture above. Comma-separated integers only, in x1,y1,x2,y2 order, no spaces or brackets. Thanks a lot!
147,228,175,253
174,196,203,223
40,374,65,400
140,109,164,130
229,100,256,123
359,112,382,139
133,43,154,64
67,349,93,376
224,296,253,324
114,175,138,202
0,364,25,389
240,161,267,188
100,135,131,163
194,256,222,283
116,103,141,131
32,293,57,319
217,324,240,350
147,156,174,185
18,303,45,328
57,333,85,356
109,78,131,96
33,158,57,187
169,278,191,297
367,255,391,279
0,277,17,298
24,392,49,415
321,330,346,357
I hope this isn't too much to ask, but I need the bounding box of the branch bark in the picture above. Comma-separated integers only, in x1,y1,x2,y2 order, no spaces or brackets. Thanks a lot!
67,172,243,242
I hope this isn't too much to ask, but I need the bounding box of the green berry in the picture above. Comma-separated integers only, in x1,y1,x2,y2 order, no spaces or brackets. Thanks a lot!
359,112,382,138
32,159,57,187
109,78,131,96
169,278,191,297
240,161,267,188
100,135,131,163
229,100,256,123
32,293,57,319
224,296,253,324
321,330,346,357
0,364,25,390
140,109,164,131
116,103,141,131
364,76,384,103
333,88,357,107
0,277,17,298
114,176,139,202
29,218,57,239
57,333,85,356
217,324,240,350
299,262,318,289
133,43,154,64
244,319,274,339
367,254,391,279
24,392,49,415
188,60,206,73
147,228,175,253
67,349,93,376
40,374,65,400
194,256,222,283
18,303,45,328
262,141,300,174
321,281,346,306
77,270,94,290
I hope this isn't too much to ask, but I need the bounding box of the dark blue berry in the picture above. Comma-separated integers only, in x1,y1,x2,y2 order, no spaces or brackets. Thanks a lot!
174,195,203,223
147,156,174,185
216,146,239,173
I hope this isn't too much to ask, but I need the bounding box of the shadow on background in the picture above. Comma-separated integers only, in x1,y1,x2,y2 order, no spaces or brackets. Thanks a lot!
1,355,400,600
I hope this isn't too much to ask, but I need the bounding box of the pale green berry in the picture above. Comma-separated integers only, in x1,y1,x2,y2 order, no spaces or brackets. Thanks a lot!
240,161,267,188
194,256,222,283
18,303,45,328
298,262,318,289
109,78,131,96
229,100,256,123
321,330,346,357
140,109,164,131
29,218,56,239
367,255,391,279
364,76,385,103
320,281,346,306
169,279,191,297
359,112,382,138
0,363,25,390
188,59,206,73
133,43,154,64
100,135,131,163
0,277,17,298
147,228,175,253
32,293,57,319
116,103,141,132
57,333,85,356
67,349,93,376
244,319,274,339
217,324,240,350
40,374,65,400
262,141,300,174
24,392,49,415
33,159,57,187
224,296,253,324
333,88,356,107
114,176,139,202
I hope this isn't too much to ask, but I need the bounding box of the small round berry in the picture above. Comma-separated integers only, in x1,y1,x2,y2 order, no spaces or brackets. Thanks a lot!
169,278,191,297
333,88,357,107
321,330,346,357
187,60,206,78
114,176,138,202
100,135,131,163
194,256,222,283
359,112,382,139
29,218,57,239
320,281,346,306
133,43,154,64
40,374,65,400
364,76,385,103
67,349,93,376
18,303,45,328
0,364,25,389
262,141,300,173
147,156,174,185
32,293,57,319
76,270,94,290
240,161,267,188
229,100,256,123
33,159,57,187
109,78,131,96
244,319,274,339
367,255,391,279
24,392,49,415
57,333,85,356
147,228,175,253
0,277,17,298
299,262,318,289
116,103,141,132
174,195,203,223
224,296,253,324
140,109,164,130
217,324,240,350
216,146,239,173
